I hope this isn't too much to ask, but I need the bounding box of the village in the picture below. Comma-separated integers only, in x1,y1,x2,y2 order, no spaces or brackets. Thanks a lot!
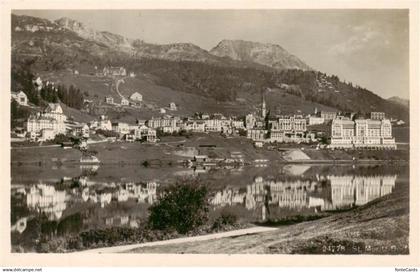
11,67,400,161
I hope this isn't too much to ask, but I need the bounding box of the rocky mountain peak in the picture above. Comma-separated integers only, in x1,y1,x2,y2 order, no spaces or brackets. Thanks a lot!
210,39,311,71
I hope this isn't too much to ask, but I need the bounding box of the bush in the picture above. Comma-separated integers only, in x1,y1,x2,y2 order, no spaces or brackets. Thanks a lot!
11,100,31,129
238,129,247,137
148,182,209,234
212,211,237,230
52,133,73,144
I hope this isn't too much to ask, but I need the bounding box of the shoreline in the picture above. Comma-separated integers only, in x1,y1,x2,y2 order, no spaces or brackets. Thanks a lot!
63,180,409,254
11,158,409,165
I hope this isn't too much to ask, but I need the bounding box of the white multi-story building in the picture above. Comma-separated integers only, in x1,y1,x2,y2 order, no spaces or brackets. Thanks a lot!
182,120,205,133
147,129,157,143
147,117,178,129
245,114,256,129
26,114,66,136
231,120,245,130
204,119,224,132
162,126,180,134
247,129,267,141
272,115,307,132
370,112,386,120
267,115,308,143
308,116,325,125
330,117,396,149
98,116,112,131
330,117,355,148
134,125,150,140
133,126,157,143
112,122,130,135
321,111,337,121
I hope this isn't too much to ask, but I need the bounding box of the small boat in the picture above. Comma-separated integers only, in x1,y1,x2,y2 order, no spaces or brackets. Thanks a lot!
80,155,100,164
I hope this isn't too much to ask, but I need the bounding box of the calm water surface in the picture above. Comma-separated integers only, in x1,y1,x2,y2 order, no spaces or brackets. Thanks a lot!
11,163,408,249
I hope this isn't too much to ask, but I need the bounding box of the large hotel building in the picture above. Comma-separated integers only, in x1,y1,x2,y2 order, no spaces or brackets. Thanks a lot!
329,116,396,149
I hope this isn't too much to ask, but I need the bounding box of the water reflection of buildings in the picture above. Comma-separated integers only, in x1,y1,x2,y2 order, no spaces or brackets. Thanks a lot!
328,175,397,210
104,215,139,228
19,179,158,221
80,164,100,172
26,184,67,220
210,174,397,217
125,182,157,204
82,181,158,207
245,177,318,210
210,188,245,206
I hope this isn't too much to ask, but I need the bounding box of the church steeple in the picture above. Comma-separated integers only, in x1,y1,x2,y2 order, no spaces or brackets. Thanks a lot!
261,91,266,119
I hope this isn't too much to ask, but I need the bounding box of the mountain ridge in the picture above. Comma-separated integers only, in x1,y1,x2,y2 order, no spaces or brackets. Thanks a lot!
11,13,409,122
12,14,309,71
210,39,312,71
388,96,409,108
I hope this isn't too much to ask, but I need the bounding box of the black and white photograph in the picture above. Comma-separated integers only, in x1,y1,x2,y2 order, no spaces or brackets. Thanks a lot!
2,1,419,268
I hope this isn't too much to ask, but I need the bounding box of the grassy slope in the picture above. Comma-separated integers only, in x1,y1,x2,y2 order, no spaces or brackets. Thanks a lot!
128,181,409,254
40,72,114,102
38,70,339,123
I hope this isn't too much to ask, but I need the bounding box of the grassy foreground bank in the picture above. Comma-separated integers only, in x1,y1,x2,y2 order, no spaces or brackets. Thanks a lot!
127,182,409,254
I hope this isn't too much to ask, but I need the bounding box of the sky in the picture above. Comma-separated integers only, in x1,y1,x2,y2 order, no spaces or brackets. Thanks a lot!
13,9,409,99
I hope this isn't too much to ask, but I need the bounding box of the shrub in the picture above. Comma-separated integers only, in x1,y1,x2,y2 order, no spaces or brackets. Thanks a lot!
52,133,73,144
148,182,209,234
212,211,237,230
238,129,247,137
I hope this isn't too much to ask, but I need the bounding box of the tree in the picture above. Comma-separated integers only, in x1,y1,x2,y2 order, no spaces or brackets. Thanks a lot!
148,182,209,234
11,100,31,129
238,128,247,137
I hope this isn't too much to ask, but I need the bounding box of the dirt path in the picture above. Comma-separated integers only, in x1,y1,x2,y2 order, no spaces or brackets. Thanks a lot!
115,77,130,99
72,226,277,254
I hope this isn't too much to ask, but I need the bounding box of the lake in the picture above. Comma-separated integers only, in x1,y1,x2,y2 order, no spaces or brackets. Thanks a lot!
11,162,409,251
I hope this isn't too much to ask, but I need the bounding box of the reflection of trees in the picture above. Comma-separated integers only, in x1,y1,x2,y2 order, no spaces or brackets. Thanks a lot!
11,194,30,225
57,213,83,235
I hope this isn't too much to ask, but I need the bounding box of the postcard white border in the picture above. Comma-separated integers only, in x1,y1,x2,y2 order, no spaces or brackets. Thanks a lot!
0,0,419,267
